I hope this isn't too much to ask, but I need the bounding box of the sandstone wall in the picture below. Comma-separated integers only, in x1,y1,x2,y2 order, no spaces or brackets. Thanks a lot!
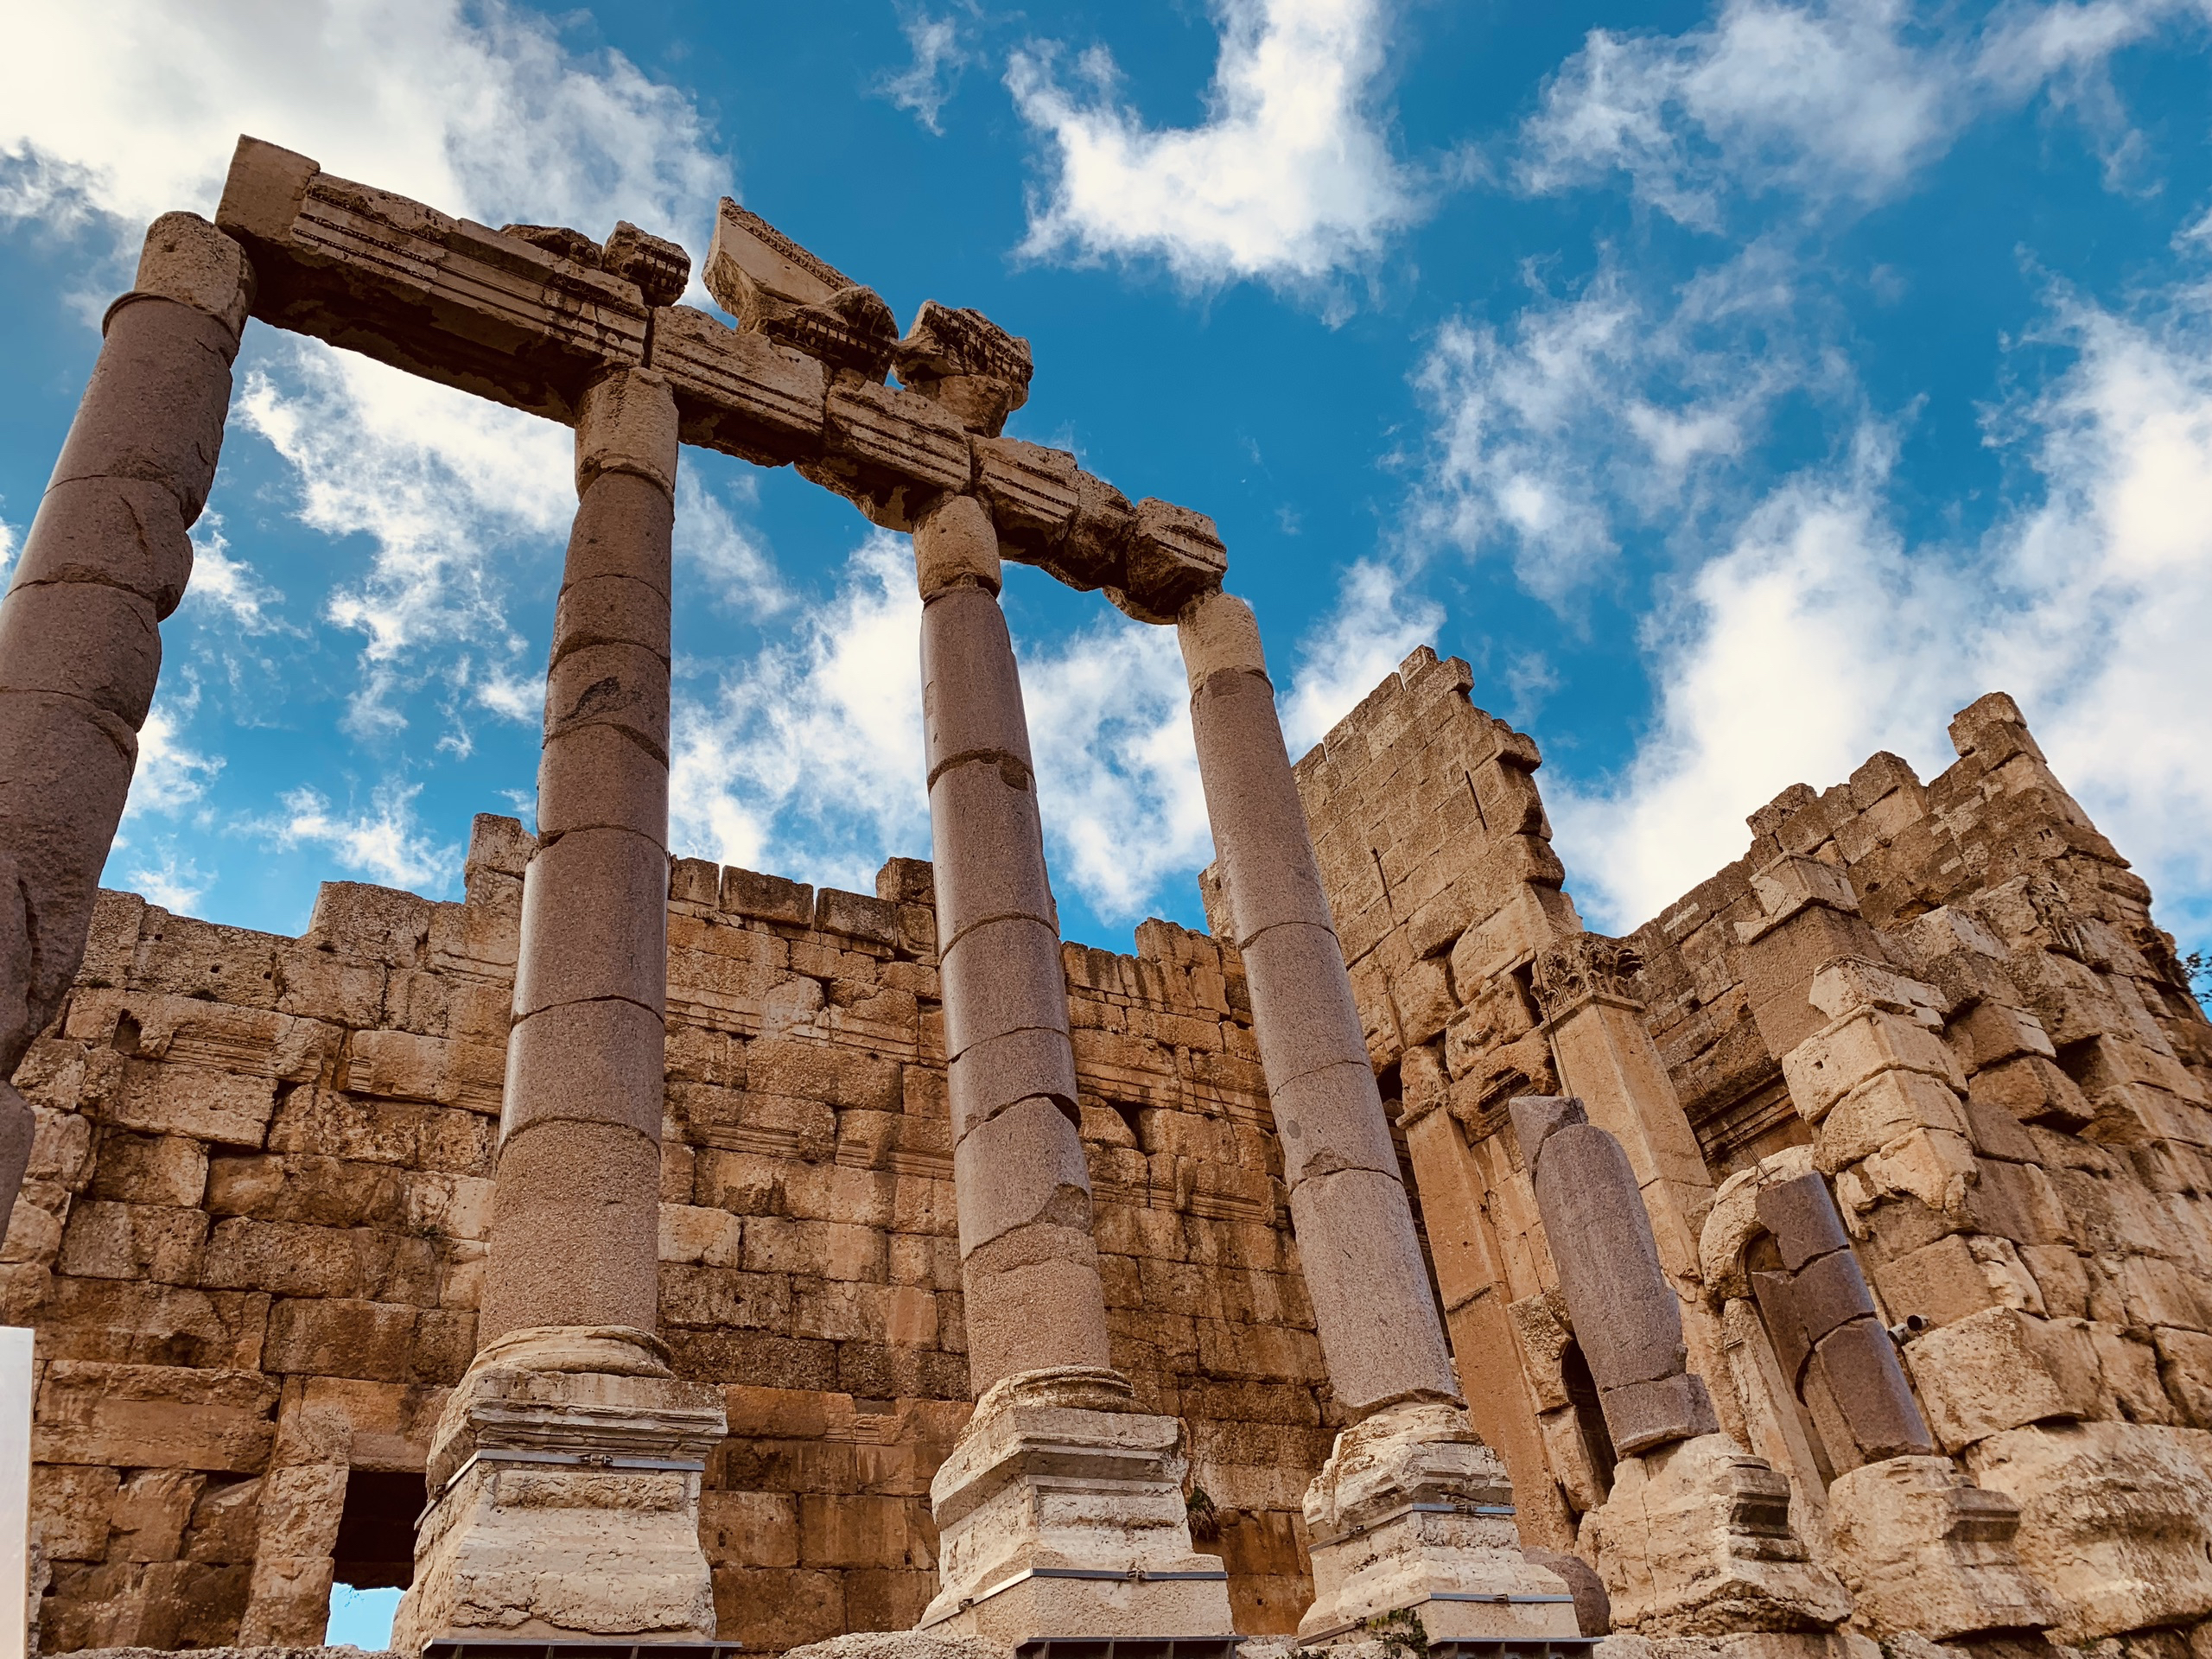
7,816,1331,1652
1294,651,2212,1647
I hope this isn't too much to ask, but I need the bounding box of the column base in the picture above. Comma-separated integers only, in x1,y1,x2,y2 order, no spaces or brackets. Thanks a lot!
1579,1433,1852,1637
1824,1455,2058,1642
1296,1399,1584,1647
391,1326,728,1653
918,1366,1236,1646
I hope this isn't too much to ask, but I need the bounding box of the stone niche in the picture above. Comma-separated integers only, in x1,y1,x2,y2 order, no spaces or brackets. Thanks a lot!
9,815,1333,1652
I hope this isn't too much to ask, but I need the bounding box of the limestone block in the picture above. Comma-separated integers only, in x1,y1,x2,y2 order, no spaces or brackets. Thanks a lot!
95,1058,274,1147
1824,1454,2057,1639
217,136,651,421
1965,1420,2212,1641
57,1198,208,1283
305,878,432,966
31,1462,119,1561
2155,1325,2212,1425
1952,1001,2057,1072
1579,1434,1851,1637
1816,1069,1969,1172
1874,1234,2045,1329
1392,956,1456,1047
1969,1055,2094,1132
1781,1010,1964,1122
652,302,827,466
809,376,974,522
1121,497,1229,619
35,1361,278,1471
1904,1306,2101,1451
1177,588,1267,691
575,365,678,495
132,210,255,334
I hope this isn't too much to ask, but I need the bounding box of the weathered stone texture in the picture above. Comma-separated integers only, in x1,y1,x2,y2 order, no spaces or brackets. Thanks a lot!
1296,656,2212,1649
12,816,1325,1649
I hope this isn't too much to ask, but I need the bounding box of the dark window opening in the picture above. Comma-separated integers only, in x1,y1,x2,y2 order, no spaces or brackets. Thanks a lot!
1561,1340,1617,1505
1106,1099,1146,1149
332,1470,423,1592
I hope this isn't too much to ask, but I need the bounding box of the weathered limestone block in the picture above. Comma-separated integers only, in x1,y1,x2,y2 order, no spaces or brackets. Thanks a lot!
392,1325,726,1647
917,1366,1235,1645
651,303,827,467
1823,1455,2057,1641
1902,1306,2101,1452
1964,1421,2212,1642
1297,1399,1579,1646
1579,1435,1851,1637
35,1362,278,1472
217,136,653,421
703,195,898,378
895,299,1033,437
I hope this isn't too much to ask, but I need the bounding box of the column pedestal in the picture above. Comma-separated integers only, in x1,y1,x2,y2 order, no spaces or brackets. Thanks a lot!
391,1327,727,1649
1824,1456,2058,1641
918,1367,1236,1648
1578,1433,1850,1638
1298,1401,1585,1648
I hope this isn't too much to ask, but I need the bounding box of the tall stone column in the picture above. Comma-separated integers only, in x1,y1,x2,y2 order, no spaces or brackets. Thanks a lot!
0,213,251,1223
393,369,726,1652
1177,589,1580,1648
912,493,1233,1648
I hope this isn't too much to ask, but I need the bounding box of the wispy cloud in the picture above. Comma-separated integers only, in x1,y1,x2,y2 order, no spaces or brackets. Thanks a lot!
122,846,213,912
0,0,725,246
676,471,788,616
1281,559,1446,753
1007,0,1423,288
125,696,225,819
1547,276,2212,943
1518,0,2200,226
183,515,288,632
877,6,975,135
266,780,461,893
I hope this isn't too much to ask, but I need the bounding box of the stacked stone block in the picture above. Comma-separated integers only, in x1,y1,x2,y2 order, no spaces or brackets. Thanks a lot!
7,822,1332,1650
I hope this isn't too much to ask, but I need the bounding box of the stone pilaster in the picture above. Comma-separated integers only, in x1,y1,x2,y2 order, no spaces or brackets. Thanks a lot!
0,213,252,1223
915,498,1231,1646
394,369,725,1650
1177,590,1577,1648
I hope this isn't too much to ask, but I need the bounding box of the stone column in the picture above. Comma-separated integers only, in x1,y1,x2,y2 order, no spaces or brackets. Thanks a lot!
1511,1096,1850,1641
0,213,251,1223
1178,589,1578,1649
392,369,726,1652
912,494,1233,1647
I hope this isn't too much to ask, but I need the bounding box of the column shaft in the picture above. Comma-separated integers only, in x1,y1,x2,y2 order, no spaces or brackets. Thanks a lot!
0,213,252,1221
918,493,1113,1392
479,369,677,1344
1178,589,1459,1417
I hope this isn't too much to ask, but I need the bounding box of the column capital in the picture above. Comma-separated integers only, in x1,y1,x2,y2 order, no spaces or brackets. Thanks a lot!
913,490,1001,599
124,212,255,338
576,366,679,496
1175,584,1265,692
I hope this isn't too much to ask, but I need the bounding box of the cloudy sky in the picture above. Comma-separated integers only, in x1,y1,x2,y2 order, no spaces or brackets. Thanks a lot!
3,0,2211,964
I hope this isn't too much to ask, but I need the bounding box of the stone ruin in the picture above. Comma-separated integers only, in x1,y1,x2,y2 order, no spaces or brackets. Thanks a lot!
0,130,2207,1659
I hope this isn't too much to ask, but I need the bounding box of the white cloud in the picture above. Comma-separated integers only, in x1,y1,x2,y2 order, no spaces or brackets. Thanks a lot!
267,780,459,893
1281,559,1446,754
676,471,787,616
236,341,570,734
0,515,17,580
123,846,213,912
878,8,974,135
183,515,287,632
0,0,724,248
1519,0,2200,224
126,696,226,819
671,537,1219,927
1548,282,2212,944
1412,247,1813,602
1007,0,1422,285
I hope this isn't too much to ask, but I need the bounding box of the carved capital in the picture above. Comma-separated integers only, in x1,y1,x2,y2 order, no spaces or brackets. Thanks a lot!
1529,932,1644,1021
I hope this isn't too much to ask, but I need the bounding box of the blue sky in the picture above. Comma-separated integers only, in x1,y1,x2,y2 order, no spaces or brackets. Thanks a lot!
5,0,2212,969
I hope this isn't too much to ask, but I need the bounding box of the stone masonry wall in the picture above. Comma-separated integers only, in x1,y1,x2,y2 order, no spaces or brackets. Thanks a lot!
1293,649,2212,1649
6,815,1331,1653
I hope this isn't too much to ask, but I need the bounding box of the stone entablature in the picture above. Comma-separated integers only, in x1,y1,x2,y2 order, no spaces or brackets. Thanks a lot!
8,817,1331,1651
1294,652,2212,1650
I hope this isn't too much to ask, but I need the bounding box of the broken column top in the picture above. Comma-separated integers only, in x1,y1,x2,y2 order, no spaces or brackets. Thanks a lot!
703,196,897,379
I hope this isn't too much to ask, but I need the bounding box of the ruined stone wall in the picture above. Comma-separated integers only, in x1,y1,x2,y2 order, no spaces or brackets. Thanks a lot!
1294,651,2212,1648
7,816,1330,1653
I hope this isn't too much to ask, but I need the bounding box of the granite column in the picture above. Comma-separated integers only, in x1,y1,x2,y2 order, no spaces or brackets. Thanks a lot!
1177,588,1579,1648
394,368,725,1651
0,213,252,1223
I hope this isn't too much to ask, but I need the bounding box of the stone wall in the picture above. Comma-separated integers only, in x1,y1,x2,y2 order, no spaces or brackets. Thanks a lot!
1294,649,2212,1648
8,816,1331,1653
